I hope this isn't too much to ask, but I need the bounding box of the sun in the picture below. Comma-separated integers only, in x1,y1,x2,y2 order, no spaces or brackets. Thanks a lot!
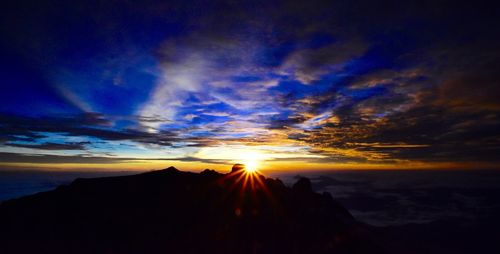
244,160,258,173
242,152,262,173
227,152,269,192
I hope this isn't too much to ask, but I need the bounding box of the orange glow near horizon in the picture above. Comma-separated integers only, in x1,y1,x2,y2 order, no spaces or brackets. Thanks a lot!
1,155,499,172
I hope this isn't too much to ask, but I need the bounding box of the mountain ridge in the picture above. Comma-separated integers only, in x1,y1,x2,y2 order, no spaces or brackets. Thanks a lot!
0,166,384,254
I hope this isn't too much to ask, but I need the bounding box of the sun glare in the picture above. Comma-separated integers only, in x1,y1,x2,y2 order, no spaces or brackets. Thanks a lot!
244,160,258,173
242,152,262,173
224,152,270,193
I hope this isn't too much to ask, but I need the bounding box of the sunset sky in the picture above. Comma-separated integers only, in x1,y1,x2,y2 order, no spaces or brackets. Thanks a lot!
1,0,499,171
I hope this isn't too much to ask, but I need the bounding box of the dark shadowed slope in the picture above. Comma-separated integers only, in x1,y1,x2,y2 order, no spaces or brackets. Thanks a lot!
0,166,384,254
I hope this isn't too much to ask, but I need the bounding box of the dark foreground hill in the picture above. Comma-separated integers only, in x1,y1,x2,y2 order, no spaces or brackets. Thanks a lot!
0,166,384,254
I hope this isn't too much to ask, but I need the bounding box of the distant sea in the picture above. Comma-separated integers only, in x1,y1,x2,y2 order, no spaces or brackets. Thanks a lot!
1,169,499,227
0,170,137,202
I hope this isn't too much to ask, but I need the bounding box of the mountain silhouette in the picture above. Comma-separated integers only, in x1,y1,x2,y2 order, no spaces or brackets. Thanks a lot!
0,166,384,254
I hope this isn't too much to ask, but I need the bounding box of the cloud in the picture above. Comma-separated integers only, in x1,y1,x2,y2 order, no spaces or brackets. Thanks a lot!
136,34,282,130
6,142,89,150
0,113,179,147
271,56,500,164
312,174,500,226
435,71,500,112
0,152,129,164
1,0,500,168
0,152,231,165
279,40,367,84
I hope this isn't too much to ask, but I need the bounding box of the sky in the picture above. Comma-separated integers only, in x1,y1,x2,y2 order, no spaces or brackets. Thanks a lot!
0,0,499,172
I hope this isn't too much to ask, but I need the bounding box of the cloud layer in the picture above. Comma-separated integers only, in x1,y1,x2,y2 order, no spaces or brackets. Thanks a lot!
1,0,499,169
